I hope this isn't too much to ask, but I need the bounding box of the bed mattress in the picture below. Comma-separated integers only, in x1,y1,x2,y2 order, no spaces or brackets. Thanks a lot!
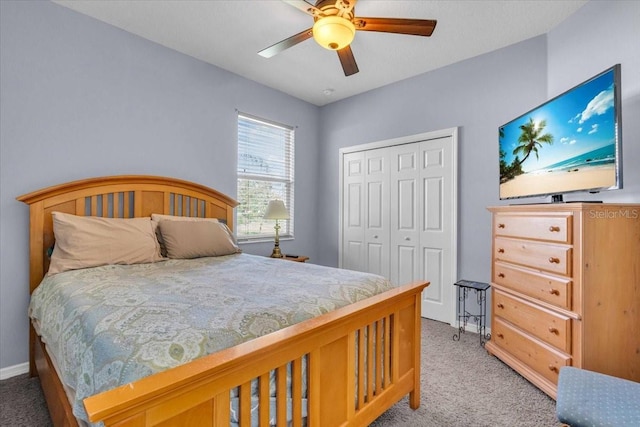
29,253,393,424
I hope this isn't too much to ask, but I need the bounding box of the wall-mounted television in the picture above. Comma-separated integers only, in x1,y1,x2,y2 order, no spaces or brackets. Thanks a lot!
499,64,622,202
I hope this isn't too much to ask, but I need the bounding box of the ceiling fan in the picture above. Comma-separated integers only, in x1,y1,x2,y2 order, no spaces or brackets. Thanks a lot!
258,0,437,76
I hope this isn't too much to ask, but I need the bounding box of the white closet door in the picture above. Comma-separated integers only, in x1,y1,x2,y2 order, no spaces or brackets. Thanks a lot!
342,151,366,272
419,136,455,322
389,143,421,286
364,148,390,278
340,129,458,325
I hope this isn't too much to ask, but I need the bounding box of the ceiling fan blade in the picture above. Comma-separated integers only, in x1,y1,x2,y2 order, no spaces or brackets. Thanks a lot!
282,0,323,17
258,28,314,58
337,46,359,76
354,17,437,36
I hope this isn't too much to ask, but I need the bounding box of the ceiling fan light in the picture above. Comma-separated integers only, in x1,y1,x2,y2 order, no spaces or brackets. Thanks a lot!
312,16,355,50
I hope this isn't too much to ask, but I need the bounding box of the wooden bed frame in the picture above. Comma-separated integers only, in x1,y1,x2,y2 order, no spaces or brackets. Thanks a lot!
18,175,429,427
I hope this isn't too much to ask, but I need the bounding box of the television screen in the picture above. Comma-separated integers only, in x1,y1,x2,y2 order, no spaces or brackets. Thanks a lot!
499,64,622,201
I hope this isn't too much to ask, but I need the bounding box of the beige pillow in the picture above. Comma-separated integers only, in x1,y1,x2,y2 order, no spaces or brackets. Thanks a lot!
48,212,164,275
151,214,221,256
158,220,241,259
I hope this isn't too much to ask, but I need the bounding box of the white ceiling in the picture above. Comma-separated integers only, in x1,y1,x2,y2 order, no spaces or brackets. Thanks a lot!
54,0,588,106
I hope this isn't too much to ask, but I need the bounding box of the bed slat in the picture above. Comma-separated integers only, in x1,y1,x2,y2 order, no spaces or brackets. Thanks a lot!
258,373,270,425
357,328,365,408
375,319,384,393
239,382,251,427
292,357,303,427
276,364,287,426
91,195,98,216
213,392,230,426
367,323,374,402
384,315,391,388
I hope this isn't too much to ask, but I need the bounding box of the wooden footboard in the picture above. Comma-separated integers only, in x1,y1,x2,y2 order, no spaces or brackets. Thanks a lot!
83,281,428,426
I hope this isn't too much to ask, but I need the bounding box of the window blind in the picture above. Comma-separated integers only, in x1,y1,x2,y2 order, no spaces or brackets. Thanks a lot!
237,113,295,241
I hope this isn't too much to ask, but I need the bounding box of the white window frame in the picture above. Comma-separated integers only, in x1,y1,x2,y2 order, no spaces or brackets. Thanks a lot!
236,113,295,242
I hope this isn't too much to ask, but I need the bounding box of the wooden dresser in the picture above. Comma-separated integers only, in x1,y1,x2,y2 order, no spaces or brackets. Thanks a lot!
486,203,640,399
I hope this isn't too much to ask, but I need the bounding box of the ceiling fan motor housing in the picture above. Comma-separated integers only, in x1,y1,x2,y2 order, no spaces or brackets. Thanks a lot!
313,16,355,50
311,0,356,50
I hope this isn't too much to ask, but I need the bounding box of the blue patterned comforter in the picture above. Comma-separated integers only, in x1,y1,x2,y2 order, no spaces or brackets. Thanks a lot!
29,253,393,424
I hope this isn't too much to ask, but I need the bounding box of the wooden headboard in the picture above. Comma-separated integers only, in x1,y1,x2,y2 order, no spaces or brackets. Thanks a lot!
17,175,237,294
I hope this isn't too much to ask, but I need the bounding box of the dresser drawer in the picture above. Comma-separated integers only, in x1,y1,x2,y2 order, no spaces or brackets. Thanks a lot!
494,237,572,276
494,261,572,309
494,213,572,243
492,318,571,384
493,290,571,352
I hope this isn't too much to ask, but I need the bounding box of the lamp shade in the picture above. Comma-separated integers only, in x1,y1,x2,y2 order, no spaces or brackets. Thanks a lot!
312,16,356,50
264,200,290,220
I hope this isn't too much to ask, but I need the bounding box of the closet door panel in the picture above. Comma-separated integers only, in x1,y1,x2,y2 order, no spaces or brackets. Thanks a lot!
423,177,443,232
395,245,418,286
364,149,390,278
422,247,444,304
397,179,417,230
342,152,366,272
390,143,420,285
418,137,455,322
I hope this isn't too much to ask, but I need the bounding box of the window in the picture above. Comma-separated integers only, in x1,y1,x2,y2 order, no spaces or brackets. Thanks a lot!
237,113,294,241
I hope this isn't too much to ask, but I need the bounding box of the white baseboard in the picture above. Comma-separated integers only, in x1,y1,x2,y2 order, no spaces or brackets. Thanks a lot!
0,362,29,380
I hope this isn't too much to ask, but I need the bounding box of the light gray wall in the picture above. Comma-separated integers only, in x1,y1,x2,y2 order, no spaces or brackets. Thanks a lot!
0,1,320,370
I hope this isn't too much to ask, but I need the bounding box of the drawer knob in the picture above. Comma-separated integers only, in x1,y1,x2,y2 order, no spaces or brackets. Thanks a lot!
548,257,560,264
496,333,504,339
497,303,505,309
497,273,505,278
549,288,560,296
498,248,505,253
498,223,505,229
548,327,559,335
549,226,561,232
548,365,558,373
374,235,378,239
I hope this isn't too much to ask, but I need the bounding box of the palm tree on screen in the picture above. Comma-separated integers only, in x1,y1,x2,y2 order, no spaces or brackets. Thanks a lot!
513,118,554,165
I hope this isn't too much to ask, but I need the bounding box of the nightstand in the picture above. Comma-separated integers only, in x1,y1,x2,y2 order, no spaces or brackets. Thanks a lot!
282,255,309,263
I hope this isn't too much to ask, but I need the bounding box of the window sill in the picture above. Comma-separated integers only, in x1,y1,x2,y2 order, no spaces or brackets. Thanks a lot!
238,236,294,245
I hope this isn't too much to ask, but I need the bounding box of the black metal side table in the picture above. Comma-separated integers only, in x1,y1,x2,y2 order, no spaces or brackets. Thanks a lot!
453,280,491,346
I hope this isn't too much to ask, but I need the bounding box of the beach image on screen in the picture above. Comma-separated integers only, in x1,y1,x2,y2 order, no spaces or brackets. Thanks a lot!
499,68,618,199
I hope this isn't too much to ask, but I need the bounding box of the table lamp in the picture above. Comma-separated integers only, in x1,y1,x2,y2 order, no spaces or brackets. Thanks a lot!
264,199,289,258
